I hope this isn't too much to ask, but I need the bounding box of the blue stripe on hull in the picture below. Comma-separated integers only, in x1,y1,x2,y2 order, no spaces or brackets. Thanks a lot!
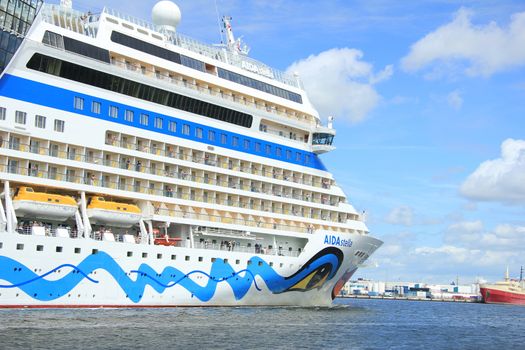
0,74,327,171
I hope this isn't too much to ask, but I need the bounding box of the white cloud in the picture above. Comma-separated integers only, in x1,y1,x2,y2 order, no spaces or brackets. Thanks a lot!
385,206,414,226
401,8,525,78
460,139,525,204
368,220,525,282
447,90,463,110
287,48,392,123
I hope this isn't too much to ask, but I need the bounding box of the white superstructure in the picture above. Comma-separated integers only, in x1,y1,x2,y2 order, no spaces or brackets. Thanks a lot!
0,0,382,307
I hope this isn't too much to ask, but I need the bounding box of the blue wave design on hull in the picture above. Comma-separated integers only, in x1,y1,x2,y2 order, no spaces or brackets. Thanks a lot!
0,250,341,303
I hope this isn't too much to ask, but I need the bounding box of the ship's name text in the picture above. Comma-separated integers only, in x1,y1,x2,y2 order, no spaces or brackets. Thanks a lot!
324,235,353,247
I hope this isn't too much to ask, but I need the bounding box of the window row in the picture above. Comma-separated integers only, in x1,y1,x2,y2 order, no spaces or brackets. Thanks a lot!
27,53,253,128
0,107,64,132
72,92,314,166
111,31,302,104
2,158,348,224
43,30,111,63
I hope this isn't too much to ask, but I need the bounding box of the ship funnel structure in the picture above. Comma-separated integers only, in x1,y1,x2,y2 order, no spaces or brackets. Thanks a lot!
152,1,181,35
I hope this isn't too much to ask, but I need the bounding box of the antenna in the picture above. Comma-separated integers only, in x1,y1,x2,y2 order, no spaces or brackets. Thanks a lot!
214,0,225,45
520,266,523,282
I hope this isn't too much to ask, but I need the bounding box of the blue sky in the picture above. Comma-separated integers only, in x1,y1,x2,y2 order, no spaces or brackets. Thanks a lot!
55,0,525,283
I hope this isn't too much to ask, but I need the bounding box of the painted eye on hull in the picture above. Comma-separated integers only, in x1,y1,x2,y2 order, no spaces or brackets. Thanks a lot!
287,264,332,292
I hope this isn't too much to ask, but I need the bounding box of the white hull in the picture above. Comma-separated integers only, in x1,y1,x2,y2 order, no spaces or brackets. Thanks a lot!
0,231,381,307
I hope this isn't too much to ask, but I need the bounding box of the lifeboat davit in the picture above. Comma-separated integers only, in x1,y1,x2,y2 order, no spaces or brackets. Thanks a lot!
12,186,77,222
87,196,142,228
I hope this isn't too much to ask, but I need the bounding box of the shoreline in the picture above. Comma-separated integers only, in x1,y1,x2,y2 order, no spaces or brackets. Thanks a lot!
338,295,480,303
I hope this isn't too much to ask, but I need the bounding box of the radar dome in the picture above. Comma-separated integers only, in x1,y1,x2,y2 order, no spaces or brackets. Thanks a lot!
152,1,181,32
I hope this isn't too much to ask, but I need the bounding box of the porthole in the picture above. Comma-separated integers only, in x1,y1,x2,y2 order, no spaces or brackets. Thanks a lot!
142,252,148,258
74,248,81,254
16,243,24,250
247,260,252,266
171,254,176,260
211,258,216,263
185,256,190,261
127,251,133,257
258,261,263,267
92,249,98,255
235,259,240,265
269,262,274,267
56,246,63,253
224,259,228,264
0,242,3,249
198,257,203,262
36,245,44,252
157,253,162,259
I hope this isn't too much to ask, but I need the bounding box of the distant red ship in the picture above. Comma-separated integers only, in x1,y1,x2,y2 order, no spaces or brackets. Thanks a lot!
480,267,525,306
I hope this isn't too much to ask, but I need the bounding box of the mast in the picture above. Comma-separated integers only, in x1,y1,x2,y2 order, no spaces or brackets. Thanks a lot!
520,266,523,282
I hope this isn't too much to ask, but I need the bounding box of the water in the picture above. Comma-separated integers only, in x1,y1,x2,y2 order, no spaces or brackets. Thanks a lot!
0,298,523,349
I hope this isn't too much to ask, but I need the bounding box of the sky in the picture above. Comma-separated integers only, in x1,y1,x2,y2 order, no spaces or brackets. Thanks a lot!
54,0,525,284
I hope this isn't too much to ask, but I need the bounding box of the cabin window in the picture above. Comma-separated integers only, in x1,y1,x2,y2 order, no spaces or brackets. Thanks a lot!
182,124,190,135
35,115,46,129
168,121,176,133
185,256,190,261
195,127,203,139
142,252,148,258
171,254,176,260
109,105,119,118
36,245,43,252
140,113,149,126
125,110,134,122
235,259,240,265
220,133,227,144
92,101,101,114
56,246,63,253
74,248,81,254
16,244,24,250
15,111,26,125
157,253,162,259
74,97,84,110
0,107,6,120
54,119,65,132
154,117,163,129
208,130,215,141
127,251,133,257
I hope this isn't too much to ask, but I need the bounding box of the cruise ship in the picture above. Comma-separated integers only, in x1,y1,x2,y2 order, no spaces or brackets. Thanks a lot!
0,0,382,307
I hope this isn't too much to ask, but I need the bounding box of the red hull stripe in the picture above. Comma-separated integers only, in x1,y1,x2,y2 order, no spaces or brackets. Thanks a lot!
480,287,525,306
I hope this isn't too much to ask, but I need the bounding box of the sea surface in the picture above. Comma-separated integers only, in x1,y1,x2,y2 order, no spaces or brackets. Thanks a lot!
0,298,523,349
